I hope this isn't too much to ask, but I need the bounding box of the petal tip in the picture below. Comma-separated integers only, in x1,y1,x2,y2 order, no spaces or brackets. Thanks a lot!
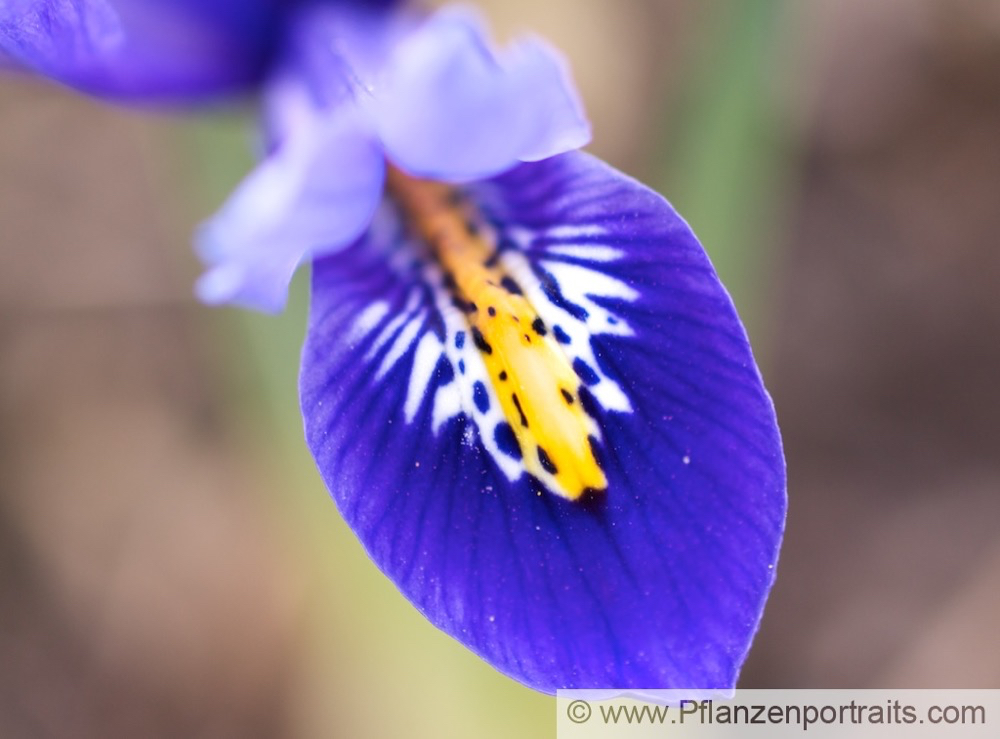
195,263,288,314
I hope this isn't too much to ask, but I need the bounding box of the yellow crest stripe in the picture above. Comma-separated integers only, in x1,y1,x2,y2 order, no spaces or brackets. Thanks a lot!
388,167,607,500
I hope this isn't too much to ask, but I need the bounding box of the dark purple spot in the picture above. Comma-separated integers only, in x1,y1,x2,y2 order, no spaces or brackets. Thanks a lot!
500,276,523,295
537,447,558,475
531,317,547,336
471,327,493,354
573,358,599,385
560,389,574,405
588,434,606,471
434,357,454,385
452,297,476,314
473,381,490,413
540,269,589,320
488,306,496,317
578,386,600,417
511,393,529,428
579,486,607,504
494,423,521,460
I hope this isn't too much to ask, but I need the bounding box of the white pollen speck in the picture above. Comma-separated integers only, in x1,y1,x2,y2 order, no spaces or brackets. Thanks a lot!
488,615,495,623
462,425,476,447
682,455,691,465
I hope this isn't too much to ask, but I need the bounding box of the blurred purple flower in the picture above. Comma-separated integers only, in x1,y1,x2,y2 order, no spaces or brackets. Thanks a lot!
0,0,400,100
0,0,284,99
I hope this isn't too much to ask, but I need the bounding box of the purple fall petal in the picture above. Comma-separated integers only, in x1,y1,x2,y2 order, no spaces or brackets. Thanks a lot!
300,151,786,692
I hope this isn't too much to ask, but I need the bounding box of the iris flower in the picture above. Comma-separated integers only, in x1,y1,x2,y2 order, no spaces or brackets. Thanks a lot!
2,0,786,693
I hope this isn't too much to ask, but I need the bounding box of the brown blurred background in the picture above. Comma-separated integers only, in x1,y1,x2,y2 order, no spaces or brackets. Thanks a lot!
2,0,999,736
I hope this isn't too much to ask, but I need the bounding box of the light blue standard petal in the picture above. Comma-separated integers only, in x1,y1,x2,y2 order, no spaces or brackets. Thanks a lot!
300,151,786,692
196,106,384,312
259,2,419,148
370,6,591,181
0,0,281,100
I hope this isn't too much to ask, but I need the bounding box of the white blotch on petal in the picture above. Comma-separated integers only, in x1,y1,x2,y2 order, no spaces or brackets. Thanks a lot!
404,333,443,421
547,245,623,262
351,301,390,342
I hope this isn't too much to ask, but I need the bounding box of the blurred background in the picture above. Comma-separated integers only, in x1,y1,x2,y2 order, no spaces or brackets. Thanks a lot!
2,0,999,736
